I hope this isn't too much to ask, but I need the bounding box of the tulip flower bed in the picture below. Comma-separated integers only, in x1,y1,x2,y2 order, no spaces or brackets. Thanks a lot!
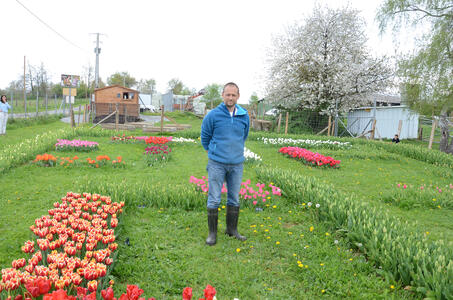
379,182,453,210
87,155,125,168
256,167,453,299
0,190,219,300
279,146,341,168
244,147,262,163
111,134,149,144
33,154,125,168
144,136,172,145
171,137,197,143
143,145,172,166
55,139,99,152
257,136,352,149
189,176,281,209
0,192,124,299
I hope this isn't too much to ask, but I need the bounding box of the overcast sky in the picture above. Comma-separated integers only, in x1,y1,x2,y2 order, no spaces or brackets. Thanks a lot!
1,0,418,103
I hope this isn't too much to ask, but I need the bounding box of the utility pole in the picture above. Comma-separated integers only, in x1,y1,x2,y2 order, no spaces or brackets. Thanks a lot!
94,33,100,88
91,33,105,89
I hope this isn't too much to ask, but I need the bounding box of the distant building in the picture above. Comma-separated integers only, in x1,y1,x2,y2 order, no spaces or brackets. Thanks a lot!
94,85,140,123
364,93,401,107
347,105,419,139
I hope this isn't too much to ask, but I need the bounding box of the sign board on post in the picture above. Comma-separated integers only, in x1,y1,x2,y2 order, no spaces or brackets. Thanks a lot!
63,88,77,96
65,96,75,104
61,75,80,87
61,74,80,128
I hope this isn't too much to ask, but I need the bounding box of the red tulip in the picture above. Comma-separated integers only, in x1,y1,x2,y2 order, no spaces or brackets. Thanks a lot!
203,285,216,300
101,287,116,300
183,287,193,300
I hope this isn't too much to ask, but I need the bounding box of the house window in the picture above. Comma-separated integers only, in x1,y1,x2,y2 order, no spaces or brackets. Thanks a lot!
123,92,129,100
130,93,134,99
117,93,121,98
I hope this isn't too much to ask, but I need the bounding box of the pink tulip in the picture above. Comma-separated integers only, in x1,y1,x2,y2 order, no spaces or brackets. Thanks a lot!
253,201,257,206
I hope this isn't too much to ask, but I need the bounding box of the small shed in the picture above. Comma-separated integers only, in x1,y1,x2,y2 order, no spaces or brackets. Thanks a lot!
347,106,419,139
94,85,140,123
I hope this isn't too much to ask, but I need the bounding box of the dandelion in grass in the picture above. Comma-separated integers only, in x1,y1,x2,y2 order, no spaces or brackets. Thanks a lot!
309,226,314,232
390,285,395,289
236,248,241,253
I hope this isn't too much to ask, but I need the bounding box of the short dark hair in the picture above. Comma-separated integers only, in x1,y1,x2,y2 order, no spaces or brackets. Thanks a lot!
0,95,6,103
223,82,239,94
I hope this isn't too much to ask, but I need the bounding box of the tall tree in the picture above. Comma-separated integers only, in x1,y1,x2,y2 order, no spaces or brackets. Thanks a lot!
266,6,393,115
25,62,50,96
249,92,259,116
136,79,156,94
377,0,453,153
107,72,137,88
167,78,185,95
202,83,222,109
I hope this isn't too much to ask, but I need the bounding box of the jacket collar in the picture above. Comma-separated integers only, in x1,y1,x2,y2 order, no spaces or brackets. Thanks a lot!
219,103,247,116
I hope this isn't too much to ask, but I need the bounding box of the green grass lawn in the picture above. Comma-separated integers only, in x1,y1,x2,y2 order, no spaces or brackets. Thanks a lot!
246,141,453,243
0,115,451,299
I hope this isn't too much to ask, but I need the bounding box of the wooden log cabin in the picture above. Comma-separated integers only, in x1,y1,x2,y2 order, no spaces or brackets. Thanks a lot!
93,85,140,123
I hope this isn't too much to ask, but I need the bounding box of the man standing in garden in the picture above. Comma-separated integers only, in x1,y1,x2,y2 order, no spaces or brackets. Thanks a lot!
201,82,250,246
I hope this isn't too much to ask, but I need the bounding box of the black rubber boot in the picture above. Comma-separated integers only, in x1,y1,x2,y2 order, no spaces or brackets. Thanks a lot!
225,205,247,241
206,208,218,246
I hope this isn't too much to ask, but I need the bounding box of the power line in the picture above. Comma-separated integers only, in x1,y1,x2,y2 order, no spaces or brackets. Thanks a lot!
15,0,87,52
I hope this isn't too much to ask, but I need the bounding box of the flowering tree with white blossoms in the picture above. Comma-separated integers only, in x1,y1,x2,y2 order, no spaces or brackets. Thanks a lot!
266,6,393,115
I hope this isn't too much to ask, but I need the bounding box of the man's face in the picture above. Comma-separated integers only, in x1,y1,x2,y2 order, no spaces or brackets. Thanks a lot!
222,85,240,109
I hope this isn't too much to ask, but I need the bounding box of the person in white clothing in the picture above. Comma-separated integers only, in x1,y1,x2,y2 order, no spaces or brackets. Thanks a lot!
0,95,12,135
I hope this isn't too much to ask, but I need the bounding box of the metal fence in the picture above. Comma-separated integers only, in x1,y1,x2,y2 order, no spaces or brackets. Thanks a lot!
251,107,450,142
4,88,90,119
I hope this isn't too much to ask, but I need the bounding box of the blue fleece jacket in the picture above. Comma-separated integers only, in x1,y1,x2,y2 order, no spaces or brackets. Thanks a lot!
201,103,249,164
